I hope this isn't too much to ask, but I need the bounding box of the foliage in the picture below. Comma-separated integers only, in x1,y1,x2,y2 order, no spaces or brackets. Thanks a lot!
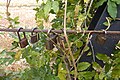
96,0,120,19
0,0,120,80
0,50,15,66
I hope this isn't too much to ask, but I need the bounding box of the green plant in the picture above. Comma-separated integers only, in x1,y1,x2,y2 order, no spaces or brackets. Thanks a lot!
0,0,120,80
96,0,120,19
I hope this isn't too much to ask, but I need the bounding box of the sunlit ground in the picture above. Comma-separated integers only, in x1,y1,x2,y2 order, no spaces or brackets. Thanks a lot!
0,0,41,49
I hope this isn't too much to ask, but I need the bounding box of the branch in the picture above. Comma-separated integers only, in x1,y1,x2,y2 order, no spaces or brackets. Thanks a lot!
62,57,71,80
6,0,13,28
63,0,77,80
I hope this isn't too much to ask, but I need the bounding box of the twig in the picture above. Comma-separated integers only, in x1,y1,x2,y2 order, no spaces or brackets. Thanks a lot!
6,0,13,28
57,39,72,80
75,33,96,65
85,0,94,19
89,36,96,62
6,0,11,18
82,0,94,27
75,33,91,64
61,39,72,66
63,0,77,80
62,58,71,80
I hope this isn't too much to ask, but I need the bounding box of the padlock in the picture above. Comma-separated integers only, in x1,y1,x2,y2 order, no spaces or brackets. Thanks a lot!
46,30,57,50
49,33,57,44
30,28,39,44
46,37,54,50
17,28,28,48
58,36,66,48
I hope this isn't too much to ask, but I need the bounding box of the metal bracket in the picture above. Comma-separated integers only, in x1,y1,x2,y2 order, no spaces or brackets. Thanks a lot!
80,3,120,67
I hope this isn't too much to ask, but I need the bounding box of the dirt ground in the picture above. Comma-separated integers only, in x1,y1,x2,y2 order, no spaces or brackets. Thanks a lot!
0,0,40,50
0,0,37,27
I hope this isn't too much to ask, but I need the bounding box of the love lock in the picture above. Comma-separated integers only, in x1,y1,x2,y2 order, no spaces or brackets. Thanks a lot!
30,28,39,44
57,36,66,48
17,28,28,48
46,29,57,50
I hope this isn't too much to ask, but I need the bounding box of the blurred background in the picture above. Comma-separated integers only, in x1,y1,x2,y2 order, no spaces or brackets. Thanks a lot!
0,0,43,50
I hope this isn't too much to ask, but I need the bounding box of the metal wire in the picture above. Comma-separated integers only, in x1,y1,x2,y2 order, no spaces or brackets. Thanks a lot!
0,28,120,35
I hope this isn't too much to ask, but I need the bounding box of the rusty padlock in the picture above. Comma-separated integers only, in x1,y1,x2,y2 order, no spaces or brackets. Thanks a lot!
58,36,66,48
17,28,28,48
45,29,57,50
30,28,39,44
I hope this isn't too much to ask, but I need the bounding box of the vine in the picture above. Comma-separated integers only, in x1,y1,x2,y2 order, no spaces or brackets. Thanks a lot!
0,0,120,80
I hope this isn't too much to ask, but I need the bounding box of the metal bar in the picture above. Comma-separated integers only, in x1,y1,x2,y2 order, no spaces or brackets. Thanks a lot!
0,28,120,35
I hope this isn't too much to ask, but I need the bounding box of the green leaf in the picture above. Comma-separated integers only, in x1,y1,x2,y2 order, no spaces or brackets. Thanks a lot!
95,0,107,8
44,1,51,17
58,63,66,80
76,40,83,48
111,0,120,4
77,62,91,71
13,16,19,21
1,58,9,64
99,71,105,80
107,0,117,19
94,73,99,80
103,22,109,26
78,71,95,80
8,58,14,65
7,52,16,57
87,52,92,56
52,1,59,13
15,21,20,24
84,46,90,52
114,58,120,64
105,63,111,73
36,10,45,19
96,53,110,63
92,62,102,72
112,64,120,78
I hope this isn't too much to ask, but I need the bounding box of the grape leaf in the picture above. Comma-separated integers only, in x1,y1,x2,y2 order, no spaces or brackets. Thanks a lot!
107,0,117,19
52,1,59,13
77,62,91,71
44,1,51,17
111,0,120,4
96,53,110,63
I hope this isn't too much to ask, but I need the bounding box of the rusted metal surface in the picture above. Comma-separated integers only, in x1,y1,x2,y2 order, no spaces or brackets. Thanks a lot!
80,3,120,67
0,28,120,35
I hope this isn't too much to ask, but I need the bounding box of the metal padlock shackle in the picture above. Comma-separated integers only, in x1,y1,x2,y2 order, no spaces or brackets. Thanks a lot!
32,27,39,39
45,28,58,50
17,27,26,41
30,27,39,44
31,27,38,35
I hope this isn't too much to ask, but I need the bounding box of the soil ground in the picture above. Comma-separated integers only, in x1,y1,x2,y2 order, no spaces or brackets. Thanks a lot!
0,0,40,50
